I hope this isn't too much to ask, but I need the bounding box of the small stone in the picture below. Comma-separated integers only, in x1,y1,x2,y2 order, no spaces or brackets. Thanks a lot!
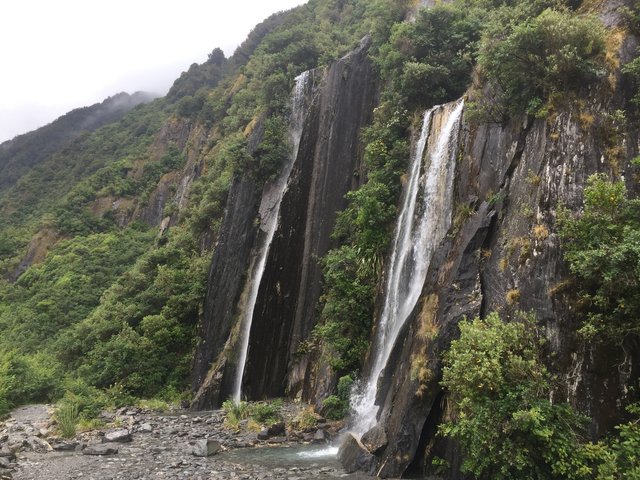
52,440,79,451
138,423,153,433
103,429,131,443
311,429,326,444
0,457,11,469
267,422,285,437
0,447,15,461
192,439,221,457
26,436,53,453
266,436,287,444
83,444,118,455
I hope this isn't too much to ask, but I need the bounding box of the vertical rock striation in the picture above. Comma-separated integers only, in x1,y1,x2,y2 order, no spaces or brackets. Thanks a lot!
367,100,640,477
192,36,377,407
243,36,376,401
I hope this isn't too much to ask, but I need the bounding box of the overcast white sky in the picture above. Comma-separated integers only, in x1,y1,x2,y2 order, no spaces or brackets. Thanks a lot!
0,0,308,143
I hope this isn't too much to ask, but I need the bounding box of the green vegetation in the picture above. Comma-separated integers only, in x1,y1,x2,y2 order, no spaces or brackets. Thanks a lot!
441,313,640,479
311,0,612,392
55,402,79,438
376,4,481,110
321,375,354,420
558,174,640,342
0,2,634,461
221,399,283,428
0,0,417,415
314,106,409,374
622,54,640,107
474,8,606,119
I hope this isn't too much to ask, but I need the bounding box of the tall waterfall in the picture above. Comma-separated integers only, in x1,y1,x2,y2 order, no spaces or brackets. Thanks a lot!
232,71,312,403
351,100,464,434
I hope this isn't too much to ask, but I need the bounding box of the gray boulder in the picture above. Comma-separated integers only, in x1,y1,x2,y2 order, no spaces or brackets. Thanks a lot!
192,439,221,457
312,429,326,444
103,428,131,443
360,424,388,454
337,433,376,475
83,444,118,455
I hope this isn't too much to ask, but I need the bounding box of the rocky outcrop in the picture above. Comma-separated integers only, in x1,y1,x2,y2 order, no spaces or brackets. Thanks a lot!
192,36,377,407
364,96,640,478
191,175,261,407
242,36,376,402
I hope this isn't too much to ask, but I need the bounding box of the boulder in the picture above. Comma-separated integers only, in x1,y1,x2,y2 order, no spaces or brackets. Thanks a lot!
360,424,388,454
257,428,270,441
267,422,285,436
266,436,287,444
0,457,11,469
103,429,131,443
83,444,118,455
0,447,15,461
138,423,153,433
25,436,52,453
337,433,376,475
192,439,221,457
51,440,78,451
312,429,326,444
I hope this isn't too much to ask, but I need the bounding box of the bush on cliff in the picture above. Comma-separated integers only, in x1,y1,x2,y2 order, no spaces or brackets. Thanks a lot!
441,313,589,479
558,173,640,342
441,313,640,479
475,8,606,118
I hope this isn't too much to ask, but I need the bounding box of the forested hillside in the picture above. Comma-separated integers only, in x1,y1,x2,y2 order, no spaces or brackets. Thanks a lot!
0,0,639,478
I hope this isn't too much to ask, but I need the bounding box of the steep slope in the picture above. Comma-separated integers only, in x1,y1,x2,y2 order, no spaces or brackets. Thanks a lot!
344,2,640,478
0,91,155,191
0,0,638,477
0,0,411,415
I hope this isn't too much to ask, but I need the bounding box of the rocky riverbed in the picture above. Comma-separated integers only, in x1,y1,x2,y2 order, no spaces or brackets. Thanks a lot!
0,404,375,480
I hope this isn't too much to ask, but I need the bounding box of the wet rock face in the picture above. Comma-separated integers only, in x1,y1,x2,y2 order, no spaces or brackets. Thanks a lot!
337,434,376,475
191,175,261,407
243,36,376,401
369,100,640,477
192,37,376,407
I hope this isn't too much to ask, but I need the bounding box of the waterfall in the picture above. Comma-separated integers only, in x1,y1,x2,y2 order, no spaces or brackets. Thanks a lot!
351,100,464,435
231,71,312,403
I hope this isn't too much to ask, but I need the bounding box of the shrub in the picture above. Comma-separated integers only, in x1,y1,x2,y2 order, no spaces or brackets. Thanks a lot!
622,53,640,107
222,399,282,428
441,313,589,479
249,399,283,424
321,375,353,420
557,174,640,342
477,9,606,118
55,402,79,438
376,4,481,109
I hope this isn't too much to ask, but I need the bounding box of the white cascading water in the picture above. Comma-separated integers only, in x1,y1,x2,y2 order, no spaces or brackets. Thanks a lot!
232,71,312,403
351,100,464,435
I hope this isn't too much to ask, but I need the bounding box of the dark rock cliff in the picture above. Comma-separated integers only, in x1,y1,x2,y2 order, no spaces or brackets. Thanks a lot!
192,36,377,407
370,89,640,480
243,36,376,401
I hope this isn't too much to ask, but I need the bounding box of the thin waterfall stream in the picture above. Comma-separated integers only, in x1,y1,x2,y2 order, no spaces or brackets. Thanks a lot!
351,100,464,435
232,71,312,403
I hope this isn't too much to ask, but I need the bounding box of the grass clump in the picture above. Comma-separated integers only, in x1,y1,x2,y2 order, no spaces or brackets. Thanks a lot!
222,399,283,429
55,402,79,438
